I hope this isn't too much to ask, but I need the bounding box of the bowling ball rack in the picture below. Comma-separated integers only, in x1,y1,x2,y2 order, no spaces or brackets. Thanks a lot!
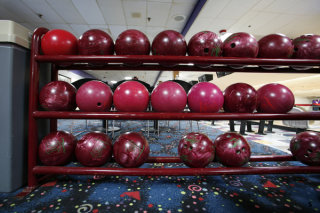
27,27,320,191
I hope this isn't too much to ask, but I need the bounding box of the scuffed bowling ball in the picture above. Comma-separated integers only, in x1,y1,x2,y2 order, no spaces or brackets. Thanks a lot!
113,132,150,168
178,132,215,168
223,83,257,113
41,29,78,55
39,81,77,111
113,81,149,112
78,29,114,55
290,131,320,166
115,29,150,55
214,132,251,167
256,83,294,113
187,82,224,113
151,81,187,112
76,80,113,112
38,131,77,166
75,132,112,167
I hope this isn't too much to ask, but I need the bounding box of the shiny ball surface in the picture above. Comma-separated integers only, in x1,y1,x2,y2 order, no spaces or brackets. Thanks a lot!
256,83,294,113
38,131,77,166
223,32,258,57
41,29,78,55
78,29,114,55
39,81,77,111
113,81,150,112
113,132,150,168
151,81,187,112
115,29,150,55
187,82,224,113
214,132,251,167
188,31,223,56
223,83,257,113
178,132,215,168
290,131,320,166
75,132,112,167
76,80,113,112
258,33,293,58
292,34,320,59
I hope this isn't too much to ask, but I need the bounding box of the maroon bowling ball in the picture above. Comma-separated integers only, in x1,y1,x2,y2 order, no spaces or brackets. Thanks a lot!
113,81,149,112
256,83,294,113
178,132,215,168
223,32,258,57
115,29,150,55
152,30,187,66
38,131,77,166
187,82,224,113
290,131,320,166
41,29,78,55
113,132,150,168
76,80,113,112
39,81,77,111
78,29,114,55
75,132,112,167
223,83,257,113
214,132,251,167
151,81,187,112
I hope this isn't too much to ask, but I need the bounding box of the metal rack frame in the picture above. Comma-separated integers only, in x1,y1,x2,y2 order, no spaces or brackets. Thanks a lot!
28,27,320,190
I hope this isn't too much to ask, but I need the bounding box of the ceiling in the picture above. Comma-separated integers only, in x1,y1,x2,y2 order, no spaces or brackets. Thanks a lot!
0,0,320,98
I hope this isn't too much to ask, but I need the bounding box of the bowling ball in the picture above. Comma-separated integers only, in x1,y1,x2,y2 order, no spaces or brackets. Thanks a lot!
152,30,187,66
39,81,77,111
41,29,78,55
214,132,251,167
113,81,149,112
290,131,320,166
75,132,112,167
115,29,150,55
256,83,294,113
151,81,187,112
223,32,258,57
78,29,114,55
76,80,113,112
187,82,224,113
178,132,215,168
113,132,150,168
223,83,257,113
38,131,77,166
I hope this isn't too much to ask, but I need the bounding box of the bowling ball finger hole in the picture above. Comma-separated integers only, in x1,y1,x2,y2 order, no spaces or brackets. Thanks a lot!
307,149,313,154
230,43,236,48
236,150,241,154
294,47,298,52
97,102,102,107
204,48,209,53
189,146,193,150
304,153,309,158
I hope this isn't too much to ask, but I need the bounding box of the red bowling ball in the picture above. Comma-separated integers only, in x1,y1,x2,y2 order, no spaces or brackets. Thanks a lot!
113,81,149,112
290,131,320,166
223,83,257,113
115,29,150,55
178,132,215,168
76,80,113,112
41,29,78,55
39,81,77,111
38,131,77,166
75,132,112,167
151,81,187,112
78,29,114,55
187,82,224,113
256,83,294,113
223,32,258,57
214,132,251,167
113,132,150,168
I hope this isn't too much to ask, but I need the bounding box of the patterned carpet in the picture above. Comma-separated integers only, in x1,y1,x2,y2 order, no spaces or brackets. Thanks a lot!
0,120,320,213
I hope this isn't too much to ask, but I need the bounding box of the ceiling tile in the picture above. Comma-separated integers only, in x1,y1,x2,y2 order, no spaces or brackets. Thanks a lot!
50,23,75,34
251,0,275,11
0,4,23,23
166,2,196,30
72,0,105,25
46,0,86,24
109,25,128,40
123,0,147,26
217,0,260,19
97,0,126,25
89,25,111,34
146,26,165,41
147,2,171,27
254,14,296,36
149,0,172,2
200,0,231,19
70,24,90,37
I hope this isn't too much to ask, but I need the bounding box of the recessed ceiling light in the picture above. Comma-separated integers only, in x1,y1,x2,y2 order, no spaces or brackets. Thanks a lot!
174,15,185,21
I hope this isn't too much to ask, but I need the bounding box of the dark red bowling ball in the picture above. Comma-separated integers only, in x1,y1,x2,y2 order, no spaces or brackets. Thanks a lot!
223,83,257,113
256,83,294,113
38,131,77,166
223,32,258,57
178,132,215,168
187,82,223,113
290,131,320,166
113,132,150,168
41,29,78,55
76,80,113,112
214,132,251,167
78,29,114,55
151,81,187,112
113,81,149,112
115,29,150,55
39,81,77,111
75,132,112,167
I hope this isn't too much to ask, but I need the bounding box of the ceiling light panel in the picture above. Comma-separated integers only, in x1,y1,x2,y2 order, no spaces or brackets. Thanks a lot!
72,0,105,25
123,0,147,26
